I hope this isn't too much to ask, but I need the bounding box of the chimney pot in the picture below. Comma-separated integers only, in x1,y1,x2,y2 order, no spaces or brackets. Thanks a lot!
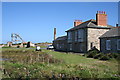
104,11,106,14
97,11,98,14
103,11,104,14
102,11,104,14
74,20,83,27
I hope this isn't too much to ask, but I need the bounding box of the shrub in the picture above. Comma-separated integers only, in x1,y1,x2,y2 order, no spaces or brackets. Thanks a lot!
87,53,96,58
107,53,113,58
99,55,110,60
106,53,120,59
86,47,100,58
87,46,100,54
87,49,100,58
111,53,119,59
94,53,104,59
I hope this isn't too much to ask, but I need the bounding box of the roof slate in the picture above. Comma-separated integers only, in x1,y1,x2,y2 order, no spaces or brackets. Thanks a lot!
99,27,120,38
66,19,112,32
54,36,67,41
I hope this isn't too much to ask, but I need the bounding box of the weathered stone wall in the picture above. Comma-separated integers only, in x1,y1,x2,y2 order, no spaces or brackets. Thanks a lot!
87,28,109,51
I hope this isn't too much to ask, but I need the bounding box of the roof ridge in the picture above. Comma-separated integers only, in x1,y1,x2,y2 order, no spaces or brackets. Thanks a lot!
75,19,95,27
100,27,120,38
87,21,92,27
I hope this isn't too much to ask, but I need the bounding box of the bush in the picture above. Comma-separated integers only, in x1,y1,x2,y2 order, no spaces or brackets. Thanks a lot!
107,53,113,58
106,53,119,59
93,53,119,60
99,55,110,60
87,49,100,58
87,53,96,58
94,53,104,59
87,46,100,54
86,46,100,58
111,53,119,59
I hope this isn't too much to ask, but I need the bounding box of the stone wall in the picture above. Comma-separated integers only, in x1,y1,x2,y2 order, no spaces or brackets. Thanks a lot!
87,28,109,51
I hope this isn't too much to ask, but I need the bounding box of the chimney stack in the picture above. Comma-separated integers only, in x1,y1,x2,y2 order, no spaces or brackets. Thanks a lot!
96,11,107,27
74,20,83,27
54,28,56,40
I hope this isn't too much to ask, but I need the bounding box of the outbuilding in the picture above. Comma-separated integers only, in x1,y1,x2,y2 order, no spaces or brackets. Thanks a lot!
53,36,67,51
99,27,120,53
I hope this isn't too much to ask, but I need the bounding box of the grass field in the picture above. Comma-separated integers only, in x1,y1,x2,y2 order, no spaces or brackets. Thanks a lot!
1,48,120,79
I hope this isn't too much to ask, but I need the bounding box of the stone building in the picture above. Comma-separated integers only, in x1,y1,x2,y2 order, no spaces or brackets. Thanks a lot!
99,27,120,53
7,42,12,47
53,36,67,51
53,11,113,53
26,41,35,48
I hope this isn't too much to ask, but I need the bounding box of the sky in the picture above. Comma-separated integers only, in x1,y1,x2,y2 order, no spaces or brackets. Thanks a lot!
2,2,118,44
1,0,120,2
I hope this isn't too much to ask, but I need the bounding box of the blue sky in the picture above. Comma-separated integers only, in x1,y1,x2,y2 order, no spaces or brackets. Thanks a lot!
2,2,118,44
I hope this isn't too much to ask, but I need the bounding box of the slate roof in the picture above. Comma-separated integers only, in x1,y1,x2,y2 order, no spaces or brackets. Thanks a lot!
54,36,67,41
66,19,113,32
99,27,120,38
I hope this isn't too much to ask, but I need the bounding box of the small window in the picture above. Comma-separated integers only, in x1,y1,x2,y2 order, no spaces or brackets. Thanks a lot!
106,40,111,50
117,39,120,50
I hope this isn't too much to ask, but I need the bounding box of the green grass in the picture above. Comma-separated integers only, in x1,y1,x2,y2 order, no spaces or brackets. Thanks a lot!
1,48,120,79
43,50,119,78
40,45,47,48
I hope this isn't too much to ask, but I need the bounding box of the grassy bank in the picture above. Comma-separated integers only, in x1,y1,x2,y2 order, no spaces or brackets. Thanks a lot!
1,48,120,79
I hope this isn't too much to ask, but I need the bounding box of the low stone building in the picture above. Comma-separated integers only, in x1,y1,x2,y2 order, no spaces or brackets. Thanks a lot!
99,27,120,53
7,42,12,47
53,11,113,53
53,36,67,51
26,41,35,48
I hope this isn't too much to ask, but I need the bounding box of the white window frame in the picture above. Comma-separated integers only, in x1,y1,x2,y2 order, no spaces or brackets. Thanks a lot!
106,40,111,50
117,39,120,50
